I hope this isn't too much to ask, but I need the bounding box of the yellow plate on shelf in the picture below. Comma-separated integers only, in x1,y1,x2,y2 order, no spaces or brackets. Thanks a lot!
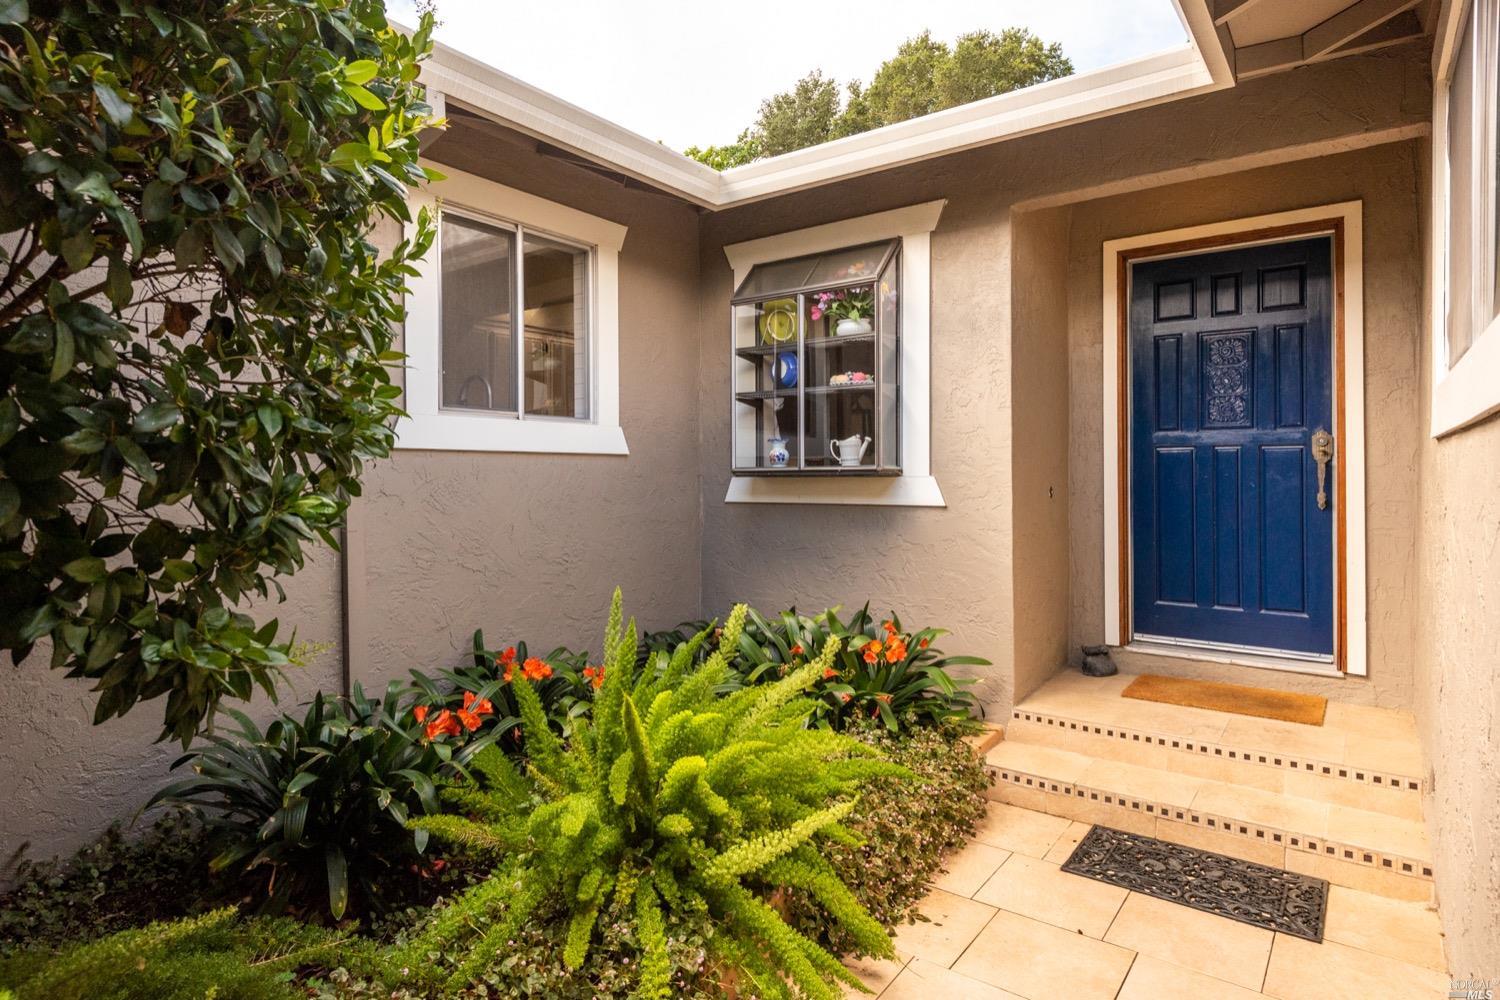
759,298,797,344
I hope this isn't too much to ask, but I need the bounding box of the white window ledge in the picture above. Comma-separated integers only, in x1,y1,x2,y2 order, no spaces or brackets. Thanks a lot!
392,413,628,455
1432,314,1500,435
725,475,945,507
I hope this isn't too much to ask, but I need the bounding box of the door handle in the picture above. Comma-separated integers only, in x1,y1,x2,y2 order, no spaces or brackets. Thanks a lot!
1311,428,1334,511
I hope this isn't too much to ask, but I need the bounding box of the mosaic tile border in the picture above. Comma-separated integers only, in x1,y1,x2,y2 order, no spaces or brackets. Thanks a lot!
1011,708,1424,793
990,763,1435,881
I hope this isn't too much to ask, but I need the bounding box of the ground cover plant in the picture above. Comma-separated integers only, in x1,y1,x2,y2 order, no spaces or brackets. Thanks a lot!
389,590,909,999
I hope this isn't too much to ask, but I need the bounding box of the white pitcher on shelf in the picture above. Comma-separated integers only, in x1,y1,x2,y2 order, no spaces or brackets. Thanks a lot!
828,434,871,466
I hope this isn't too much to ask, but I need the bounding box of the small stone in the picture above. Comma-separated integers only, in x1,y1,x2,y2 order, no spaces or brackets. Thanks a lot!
1081,644,1118,677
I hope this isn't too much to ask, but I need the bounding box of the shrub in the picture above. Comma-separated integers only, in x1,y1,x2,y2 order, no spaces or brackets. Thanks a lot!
391,589,908,999
0,908,341,1000
650,605,986,733
0,0,440,743
151,683,490,920
0,811,216,956
789,721,992,952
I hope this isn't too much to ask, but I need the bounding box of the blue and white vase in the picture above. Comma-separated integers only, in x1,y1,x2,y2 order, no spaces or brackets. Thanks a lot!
766,437,790,467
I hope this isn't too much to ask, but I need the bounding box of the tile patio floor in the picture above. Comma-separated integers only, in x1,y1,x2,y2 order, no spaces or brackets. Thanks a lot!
846,800,1449,1000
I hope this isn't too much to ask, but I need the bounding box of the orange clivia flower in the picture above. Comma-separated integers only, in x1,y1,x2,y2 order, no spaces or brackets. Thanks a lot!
456,708,483,731
838,692,852,703
462,690,494,716
862,639,884,664
823,666,839,680
790,643,804,656
919,637,930,648
413,705,430,724
522,657,553,682
424,709,462,741
499,646,518,665
875,693,893,704
583,665,605,689
885,637,908,663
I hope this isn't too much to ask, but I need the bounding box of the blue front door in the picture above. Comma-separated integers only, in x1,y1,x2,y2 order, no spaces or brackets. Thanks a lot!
1129,237,1334,656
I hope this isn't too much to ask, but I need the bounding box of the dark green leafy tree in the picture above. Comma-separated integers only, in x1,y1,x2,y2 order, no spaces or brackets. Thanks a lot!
689,28,1073,166
0,1,439,742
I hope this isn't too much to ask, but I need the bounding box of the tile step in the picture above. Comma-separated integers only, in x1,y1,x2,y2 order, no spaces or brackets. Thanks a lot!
984,741,1434,901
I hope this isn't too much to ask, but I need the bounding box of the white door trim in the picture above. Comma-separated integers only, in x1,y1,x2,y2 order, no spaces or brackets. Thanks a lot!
1100,201,1367,676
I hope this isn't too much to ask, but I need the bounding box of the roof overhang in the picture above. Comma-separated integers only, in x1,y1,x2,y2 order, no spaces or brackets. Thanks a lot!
414,2,1240,211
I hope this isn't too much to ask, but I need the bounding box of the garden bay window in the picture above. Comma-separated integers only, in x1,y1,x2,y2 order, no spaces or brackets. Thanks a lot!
730,240,901,475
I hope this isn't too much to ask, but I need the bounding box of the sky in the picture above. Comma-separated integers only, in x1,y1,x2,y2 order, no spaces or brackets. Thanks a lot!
388,1,1189,152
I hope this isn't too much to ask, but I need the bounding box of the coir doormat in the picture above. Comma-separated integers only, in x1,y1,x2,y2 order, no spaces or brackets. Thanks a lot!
1061,825,1329,941
1121,674,1328,726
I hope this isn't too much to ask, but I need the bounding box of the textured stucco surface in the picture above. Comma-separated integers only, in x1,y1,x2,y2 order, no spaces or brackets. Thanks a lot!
1413,144,1500,976
1061,140,1426,706
697,45,1431,720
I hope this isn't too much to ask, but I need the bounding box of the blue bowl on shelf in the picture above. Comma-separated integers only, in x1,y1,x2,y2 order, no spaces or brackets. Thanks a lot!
773,351,798,389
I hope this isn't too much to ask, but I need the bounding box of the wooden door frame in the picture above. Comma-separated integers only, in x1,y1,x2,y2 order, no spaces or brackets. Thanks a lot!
1101,202,1366,676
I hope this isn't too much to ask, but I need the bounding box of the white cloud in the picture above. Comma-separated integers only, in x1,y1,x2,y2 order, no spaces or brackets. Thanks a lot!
391,0,1187,150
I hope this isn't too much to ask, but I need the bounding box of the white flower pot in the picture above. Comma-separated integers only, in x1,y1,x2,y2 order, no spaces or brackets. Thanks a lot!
835,317,873,336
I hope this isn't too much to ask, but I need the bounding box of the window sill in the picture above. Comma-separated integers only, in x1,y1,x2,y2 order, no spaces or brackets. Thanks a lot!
724,474,945,507
1432,315,1500,436
394,414,628,455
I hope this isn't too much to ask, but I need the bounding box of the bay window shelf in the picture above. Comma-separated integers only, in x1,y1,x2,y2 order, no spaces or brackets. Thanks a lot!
729,239,901,476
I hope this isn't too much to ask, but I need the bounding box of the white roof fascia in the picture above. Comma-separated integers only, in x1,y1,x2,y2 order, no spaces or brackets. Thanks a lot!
414,0,1233,210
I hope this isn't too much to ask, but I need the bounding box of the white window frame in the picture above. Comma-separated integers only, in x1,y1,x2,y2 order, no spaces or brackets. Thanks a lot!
397,160,628,454
721,201,946,507
1431,0,1500,436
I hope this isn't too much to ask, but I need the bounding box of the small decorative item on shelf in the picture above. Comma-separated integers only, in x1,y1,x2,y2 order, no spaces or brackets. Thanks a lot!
766,436,791,467
810,286,874,336
759,298,797,345
773,351,798,389
828,433,871,467
828,371,872,386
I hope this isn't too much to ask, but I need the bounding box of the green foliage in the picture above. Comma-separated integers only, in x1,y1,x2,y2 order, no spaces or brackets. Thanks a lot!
394,588,908,999
0,811,217,956
0,908,342,1000
691,28,1072,165
151,684,489,920
787,722,992,952
399,629,595,753
0,0,441,744
649,604,986,733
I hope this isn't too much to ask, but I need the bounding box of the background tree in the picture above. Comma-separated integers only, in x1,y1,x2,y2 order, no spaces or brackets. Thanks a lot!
686,27,1073,168
0,0,439,743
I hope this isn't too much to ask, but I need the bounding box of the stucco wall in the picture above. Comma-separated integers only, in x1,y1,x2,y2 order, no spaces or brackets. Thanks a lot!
697,44,1431,719
1061,140,1426,706
1412,149,1500,977
0,116,705,865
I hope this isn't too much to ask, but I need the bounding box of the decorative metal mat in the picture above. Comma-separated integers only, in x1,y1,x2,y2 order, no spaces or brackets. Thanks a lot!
1061,825,1329,941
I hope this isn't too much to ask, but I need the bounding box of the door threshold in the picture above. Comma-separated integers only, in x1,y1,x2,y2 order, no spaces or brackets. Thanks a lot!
1125,639,1343,678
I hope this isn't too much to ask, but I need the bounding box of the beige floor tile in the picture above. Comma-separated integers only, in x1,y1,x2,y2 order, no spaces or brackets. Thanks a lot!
1219,715,1348,763
1078,757,1206,807
984,741,1091,785
1322,885,1447,972
1323,702,1419,741
1282,848,1434,902
878,958,1026,1000
1057,793,1159,836
1155,817,1286,867
1103,892,1273,990
1262,933,1450,1000
1164,749,1287,792
972,853,1128,937
986,779,1053,812
1324,804,1431,860
932,840,1012,898
1116,954,1267,1000
970,801,1074,858
1005,720,1171,770
1022,670,1136,701
841,952,909,998
1190,781,1330,838
1342,733,1424,777
891,888,997,968
1042,820,1094,863
1282,769,1424,821
951,908,1136,1000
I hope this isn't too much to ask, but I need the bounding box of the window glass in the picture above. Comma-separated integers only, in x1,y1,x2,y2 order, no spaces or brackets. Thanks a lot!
440,214,517,412
804,241,892,288
1447,3,1477,366
523,234,590,419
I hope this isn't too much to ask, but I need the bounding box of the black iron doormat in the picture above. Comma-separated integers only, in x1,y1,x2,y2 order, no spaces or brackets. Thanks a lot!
1061,825,1329,941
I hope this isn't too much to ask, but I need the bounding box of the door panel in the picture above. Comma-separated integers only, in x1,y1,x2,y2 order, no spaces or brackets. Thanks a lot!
1129,237,1334,656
